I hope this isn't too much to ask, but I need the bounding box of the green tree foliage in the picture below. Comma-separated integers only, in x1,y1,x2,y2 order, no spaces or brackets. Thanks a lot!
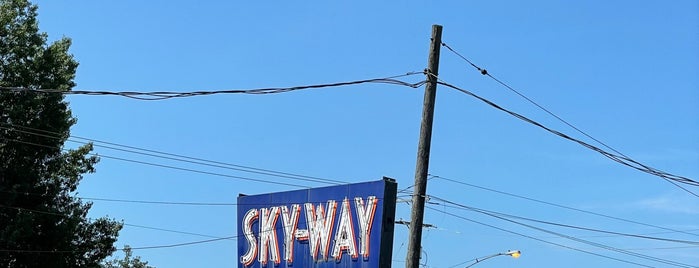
0,0,124,267
102,246,154,268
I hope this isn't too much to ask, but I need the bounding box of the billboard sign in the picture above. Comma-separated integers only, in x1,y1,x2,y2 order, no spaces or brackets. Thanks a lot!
237,178,397,268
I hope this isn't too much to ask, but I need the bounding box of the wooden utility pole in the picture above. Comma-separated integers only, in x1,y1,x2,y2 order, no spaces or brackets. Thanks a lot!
405,24,442,268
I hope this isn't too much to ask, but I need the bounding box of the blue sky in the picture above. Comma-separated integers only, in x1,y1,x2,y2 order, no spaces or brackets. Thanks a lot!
31,1,699,267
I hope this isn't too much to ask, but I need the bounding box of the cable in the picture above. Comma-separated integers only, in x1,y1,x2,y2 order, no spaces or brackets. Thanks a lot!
0,72,426,100
0,137,309,188
0,123,346,186
0,191,391,208
431,174,699,237
0,199,357,253
127,236,235,250
623,246,699,251
79,197,237,206
439,43,699,196
428,196,698,268
424,206,655,268
0,203,230,239
397,175,436,194
122,224,232,240
427,196,699,246
442,42,631,158
431,77,699,190
0,236,236,253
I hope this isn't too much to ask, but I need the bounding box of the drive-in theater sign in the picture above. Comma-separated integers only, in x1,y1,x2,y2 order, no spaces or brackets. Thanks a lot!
237,178,397,267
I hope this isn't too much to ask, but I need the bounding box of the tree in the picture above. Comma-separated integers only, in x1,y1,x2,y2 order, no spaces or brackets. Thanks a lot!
102,246,154,268
0,0,124,267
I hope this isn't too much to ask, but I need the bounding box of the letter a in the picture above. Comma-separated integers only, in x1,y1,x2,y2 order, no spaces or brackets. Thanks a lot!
332,198,358,260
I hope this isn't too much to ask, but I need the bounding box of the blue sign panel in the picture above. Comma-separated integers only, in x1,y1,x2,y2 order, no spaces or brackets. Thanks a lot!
237,178,397,268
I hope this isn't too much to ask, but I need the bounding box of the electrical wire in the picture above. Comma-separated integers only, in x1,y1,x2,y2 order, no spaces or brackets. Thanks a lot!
0,72,426,100
427,196,699,246
425,206,655,268
0,197,382,253
442,41,633,158
128,236,236,250
428,196,698,268
0,137,309,188
439,43,699,196
122,223,229,240
0,203,230,242
0,123,346,186
430,174,699,237
0,204,237,253
0,236,236,253
79,197,237,206
431,77,699,191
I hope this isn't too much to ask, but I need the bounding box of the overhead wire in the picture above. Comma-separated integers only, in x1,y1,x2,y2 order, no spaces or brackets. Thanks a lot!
0,136,309,188
441,41,634,158
428,195,698,268
424,206,655,268
78,196,237,206
0,72,427,100
427,196,699,246
121,223,229,240
430,174,699,237
0,204,238,253
439,42,699,196
430,76,699,190
0,196,390,253
0,123,346,186
0,236,236,253
0,203,231,242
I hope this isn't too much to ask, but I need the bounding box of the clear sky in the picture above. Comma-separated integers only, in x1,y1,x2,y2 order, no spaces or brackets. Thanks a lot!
31,1,699,267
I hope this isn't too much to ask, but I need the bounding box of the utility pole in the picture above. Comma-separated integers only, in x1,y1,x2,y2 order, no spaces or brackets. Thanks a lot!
406,24,442,268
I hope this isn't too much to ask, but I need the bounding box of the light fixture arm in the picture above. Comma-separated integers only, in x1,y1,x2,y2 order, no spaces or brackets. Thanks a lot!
464,250,521,268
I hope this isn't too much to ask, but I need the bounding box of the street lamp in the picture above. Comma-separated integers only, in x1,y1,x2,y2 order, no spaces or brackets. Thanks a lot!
463,250,521,268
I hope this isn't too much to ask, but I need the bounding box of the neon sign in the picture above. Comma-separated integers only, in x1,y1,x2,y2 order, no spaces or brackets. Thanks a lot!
237,178,397,268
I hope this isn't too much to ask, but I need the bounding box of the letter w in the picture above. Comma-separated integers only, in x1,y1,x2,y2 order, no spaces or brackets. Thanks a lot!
304,200,337,261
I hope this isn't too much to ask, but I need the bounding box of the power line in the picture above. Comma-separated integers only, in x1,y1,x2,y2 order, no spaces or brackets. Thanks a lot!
1,190,392,207
441,41,629,158
0,123,346,186
427,196,699,246
122,223,228,240
80,197,237,206
428,196,698,268
0,236,236,253
438,43,699,196
431,77,699,190
128,236,236,250
430,174,699,237
0,203,230,242
0,137,309,188
0,201,347,253
0,203,239,252
0,72,426,100
424,206,655,268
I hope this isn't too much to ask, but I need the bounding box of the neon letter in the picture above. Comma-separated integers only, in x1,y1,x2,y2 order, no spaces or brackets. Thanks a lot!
240,208,259,266
304,200,337,261
259,207,281,265
280,204,301,265
354,196,377,259
331,198,358,260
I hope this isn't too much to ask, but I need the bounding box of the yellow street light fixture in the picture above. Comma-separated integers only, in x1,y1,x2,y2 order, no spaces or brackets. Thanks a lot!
508,250,521,259
462,250,522,268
